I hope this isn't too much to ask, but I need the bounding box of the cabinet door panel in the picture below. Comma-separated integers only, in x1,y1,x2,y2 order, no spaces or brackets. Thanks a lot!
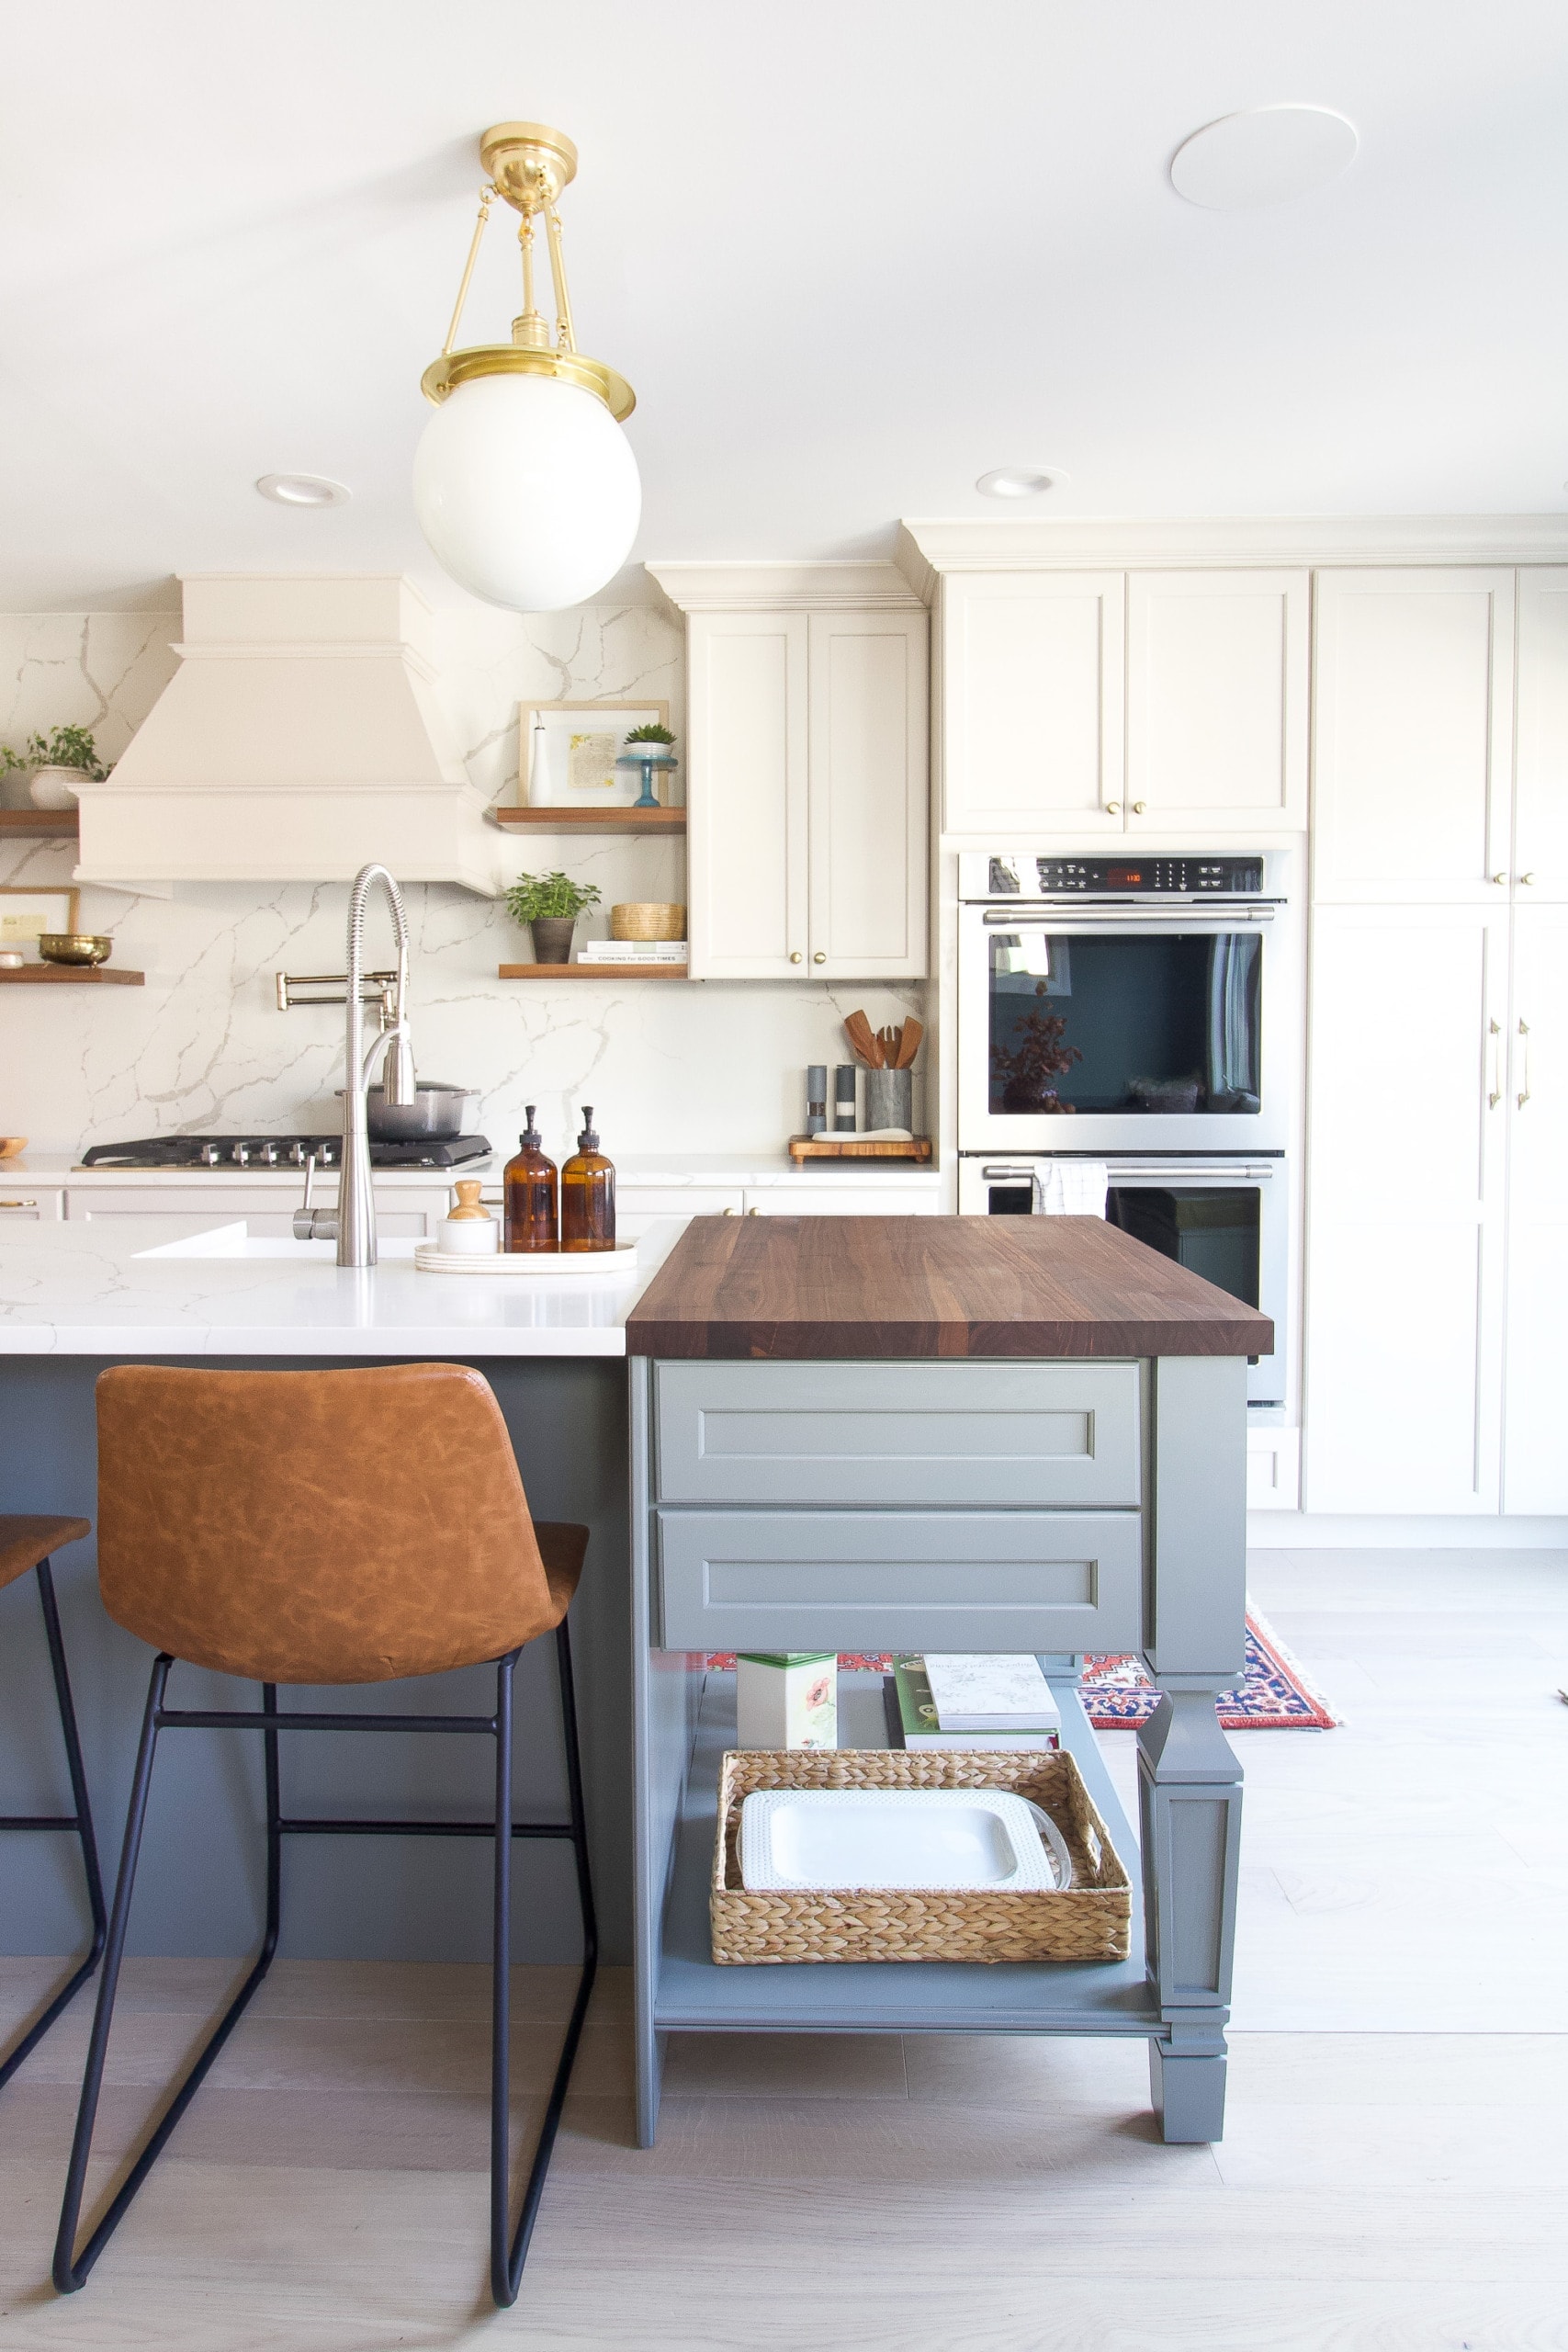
655,1508,1144,1654
63,1182,449,1238
1515,568,1568,901
1503,906,1568,1510
942,571,1124,832
1314,569,1514,902
1126,570,1307,829
1303,906,1507,1511
687,611,809,978
807,610,928,977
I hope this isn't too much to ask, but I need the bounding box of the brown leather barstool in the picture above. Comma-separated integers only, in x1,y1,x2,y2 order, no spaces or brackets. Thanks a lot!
53,1363,595,2310
0,1517,106,2088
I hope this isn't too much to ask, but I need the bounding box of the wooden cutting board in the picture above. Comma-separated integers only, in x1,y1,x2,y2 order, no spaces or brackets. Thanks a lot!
786,1135,933,1162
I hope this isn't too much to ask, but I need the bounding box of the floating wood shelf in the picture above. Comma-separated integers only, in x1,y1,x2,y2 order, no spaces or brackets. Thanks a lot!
498,962,689,981
0,964,144,985
493,807,686,833
0,809,77,838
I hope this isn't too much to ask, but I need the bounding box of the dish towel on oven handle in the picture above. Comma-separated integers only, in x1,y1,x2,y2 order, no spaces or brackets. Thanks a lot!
1032,1160,1108,1216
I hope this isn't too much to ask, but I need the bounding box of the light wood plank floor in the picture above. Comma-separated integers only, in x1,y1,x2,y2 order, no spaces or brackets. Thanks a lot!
2,1549,1564,2350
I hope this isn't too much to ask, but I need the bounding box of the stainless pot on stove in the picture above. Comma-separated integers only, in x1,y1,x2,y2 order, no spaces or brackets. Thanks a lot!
337,1082,479,1141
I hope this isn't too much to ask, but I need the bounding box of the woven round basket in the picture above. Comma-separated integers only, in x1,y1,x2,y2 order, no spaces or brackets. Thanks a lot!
611,901,686,942
711,1747,1131,1966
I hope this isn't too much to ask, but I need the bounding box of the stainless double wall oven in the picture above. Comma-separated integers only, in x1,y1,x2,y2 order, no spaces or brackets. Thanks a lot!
957,852,1296,1405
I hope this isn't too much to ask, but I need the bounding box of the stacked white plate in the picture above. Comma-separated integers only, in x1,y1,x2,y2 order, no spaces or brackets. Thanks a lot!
412,1241,639,1276
739,1789,1073,1893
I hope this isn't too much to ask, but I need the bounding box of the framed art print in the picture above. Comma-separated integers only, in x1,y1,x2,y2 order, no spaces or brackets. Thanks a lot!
519,700,672,809
0,886,80,956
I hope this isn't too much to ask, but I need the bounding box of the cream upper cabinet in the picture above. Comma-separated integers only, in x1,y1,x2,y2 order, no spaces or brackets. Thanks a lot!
941,571,1123,833
807,609,928,978
1514,568,1568,902
1501,904,1568,1511
1125,570,1308,831
1303,902,1509,1514
684,597,927,981
1313,568,1516,903
685,610,811,979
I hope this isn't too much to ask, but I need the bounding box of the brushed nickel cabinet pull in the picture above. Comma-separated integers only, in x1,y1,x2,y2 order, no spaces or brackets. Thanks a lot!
1517,1017,1531,1108
1487,1018,1502,1109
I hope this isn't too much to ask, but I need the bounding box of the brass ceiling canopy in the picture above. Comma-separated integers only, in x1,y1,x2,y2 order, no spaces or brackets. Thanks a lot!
421,119,635,420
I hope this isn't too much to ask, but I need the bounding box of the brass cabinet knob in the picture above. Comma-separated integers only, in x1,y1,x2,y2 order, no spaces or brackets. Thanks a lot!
747,1205,760,1215
1519,872,1536,886
789,951,803,964
1133,800,1147,814
722,1205,737,1215
1105,800,1122,815
813,951,827,964
1492,872,1508,885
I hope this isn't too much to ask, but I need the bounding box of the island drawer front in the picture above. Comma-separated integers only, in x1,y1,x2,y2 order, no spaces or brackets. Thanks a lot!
652,1361,1141,1509
654,1509,1143,1654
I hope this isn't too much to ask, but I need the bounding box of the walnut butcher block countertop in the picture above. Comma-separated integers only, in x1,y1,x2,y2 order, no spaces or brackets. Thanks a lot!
624,1214,1275,1361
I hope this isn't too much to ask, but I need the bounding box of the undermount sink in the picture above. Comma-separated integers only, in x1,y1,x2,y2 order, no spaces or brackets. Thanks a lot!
135,1224,419,1261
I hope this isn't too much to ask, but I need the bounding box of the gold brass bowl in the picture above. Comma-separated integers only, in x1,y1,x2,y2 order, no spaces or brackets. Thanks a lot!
38,933,113,967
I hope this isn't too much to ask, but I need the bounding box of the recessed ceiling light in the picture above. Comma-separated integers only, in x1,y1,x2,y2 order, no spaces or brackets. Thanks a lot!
976,466,1066,499
1170,106,1358,210
255,473,351,508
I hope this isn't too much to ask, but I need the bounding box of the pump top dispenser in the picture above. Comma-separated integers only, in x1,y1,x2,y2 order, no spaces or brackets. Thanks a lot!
560,1105,615,1252
503,1104,558,1253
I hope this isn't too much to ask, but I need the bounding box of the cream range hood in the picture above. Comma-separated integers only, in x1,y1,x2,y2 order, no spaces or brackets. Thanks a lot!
73,574,501,896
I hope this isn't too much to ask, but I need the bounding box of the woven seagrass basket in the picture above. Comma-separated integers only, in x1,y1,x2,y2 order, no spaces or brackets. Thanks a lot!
610,900,686,942
710,1747,1131,1965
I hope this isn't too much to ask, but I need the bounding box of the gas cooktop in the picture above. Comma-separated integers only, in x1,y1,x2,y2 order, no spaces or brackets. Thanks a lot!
78,1134,493,1171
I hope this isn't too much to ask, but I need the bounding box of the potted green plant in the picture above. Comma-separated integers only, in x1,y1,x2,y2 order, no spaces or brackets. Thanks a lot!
0,725,111,811
619,721,678,810
503,869,603,966
623,722,675,749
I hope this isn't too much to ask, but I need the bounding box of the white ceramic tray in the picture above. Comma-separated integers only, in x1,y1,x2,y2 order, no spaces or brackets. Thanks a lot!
413,1241,639,1277
739,1788,1069,1893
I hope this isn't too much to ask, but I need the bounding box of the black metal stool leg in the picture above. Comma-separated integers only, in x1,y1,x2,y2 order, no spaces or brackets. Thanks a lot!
53,1665,284,2293
491,1618,600,2308
0,1557,107,2091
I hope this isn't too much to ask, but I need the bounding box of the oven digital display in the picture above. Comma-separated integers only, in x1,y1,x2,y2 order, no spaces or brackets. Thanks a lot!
1030,856,1263,893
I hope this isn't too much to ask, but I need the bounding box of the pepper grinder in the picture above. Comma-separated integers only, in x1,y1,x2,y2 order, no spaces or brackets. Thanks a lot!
833,1065,857,1133
805,1065,828,1136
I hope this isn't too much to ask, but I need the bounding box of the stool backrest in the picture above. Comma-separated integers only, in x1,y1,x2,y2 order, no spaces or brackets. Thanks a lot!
96,1363,556,1685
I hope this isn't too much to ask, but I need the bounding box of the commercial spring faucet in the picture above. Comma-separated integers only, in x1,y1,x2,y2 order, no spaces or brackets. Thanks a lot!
283,864,415,1265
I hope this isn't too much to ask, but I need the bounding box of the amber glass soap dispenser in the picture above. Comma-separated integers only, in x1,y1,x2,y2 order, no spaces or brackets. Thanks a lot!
560,1106,615,1251
503,1105,558,1252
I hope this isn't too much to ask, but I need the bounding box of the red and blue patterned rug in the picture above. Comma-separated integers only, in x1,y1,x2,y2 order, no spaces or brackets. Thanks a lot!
706,1610,1337,1732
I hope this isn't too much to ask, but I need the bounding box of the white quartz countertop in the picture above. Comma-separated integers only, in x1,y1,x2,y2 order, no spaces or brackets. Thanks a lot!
6,1152,940,1190
0,1216,687,1358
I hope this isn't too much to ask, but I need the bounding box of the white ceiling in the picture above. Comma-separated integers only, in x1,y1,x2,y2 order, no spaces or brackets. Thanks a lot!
4,0,1567,609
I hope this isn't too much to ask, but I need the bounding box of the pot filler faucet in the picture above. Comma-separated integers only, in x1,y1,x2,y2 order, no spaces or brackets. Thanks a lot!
276,864,415,1264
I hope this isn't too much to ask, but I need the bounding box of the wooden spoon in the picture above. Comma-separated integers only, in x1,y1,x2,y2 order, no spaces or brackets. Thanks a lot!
895,1016,923,1069
877,1024,900,1065
844,1010,884,1068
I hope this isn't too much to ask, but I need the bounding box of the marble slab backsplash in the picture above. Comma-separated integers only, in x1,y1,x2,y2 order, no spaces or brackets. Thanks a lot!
0,608,927,1156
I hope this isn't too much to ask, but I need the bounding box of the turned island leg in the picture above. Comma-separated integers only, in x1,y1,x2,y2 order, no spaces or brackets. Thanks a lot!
1140,1354,1248,2143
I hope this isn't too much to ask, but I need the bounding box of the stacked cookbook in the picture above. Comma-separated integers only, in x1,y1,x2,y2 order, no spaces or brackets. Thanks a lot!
884,1653,1061,1752
574,940,687,966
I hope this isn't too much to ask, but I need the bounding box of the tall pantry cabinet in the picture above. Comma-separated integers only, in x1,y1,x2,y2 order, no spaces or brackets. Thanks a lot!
1304,567,1568,1513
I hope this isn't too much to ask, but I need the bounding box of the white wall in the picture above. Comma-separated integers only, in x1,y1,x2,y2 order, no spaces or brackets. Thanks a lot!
0,605,925,1156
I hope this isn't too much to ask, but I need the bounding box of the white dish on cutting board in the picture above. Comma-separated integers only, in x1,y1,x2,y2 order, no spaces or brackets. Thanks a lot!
739,1789,1072,1893
413,1241,639,1276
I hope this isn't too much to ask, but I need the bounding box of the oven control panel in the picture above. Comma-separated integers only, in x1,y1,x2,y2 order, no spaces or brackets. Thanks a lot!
986,855,1265,896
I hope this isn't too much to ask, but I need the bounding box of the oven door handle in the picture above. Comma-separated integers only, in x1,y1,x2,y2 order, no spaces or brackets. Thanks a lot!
981,907,1276,928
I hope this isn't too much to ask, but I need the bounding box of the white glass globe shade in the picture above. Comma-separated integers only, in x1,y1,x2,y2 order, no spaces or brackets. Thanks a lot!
413,372,640,612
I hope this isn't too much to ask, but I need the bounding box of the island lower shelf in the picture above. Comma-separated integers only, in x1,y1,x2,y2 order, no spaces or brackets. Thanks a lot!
652,1672,1157,2037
